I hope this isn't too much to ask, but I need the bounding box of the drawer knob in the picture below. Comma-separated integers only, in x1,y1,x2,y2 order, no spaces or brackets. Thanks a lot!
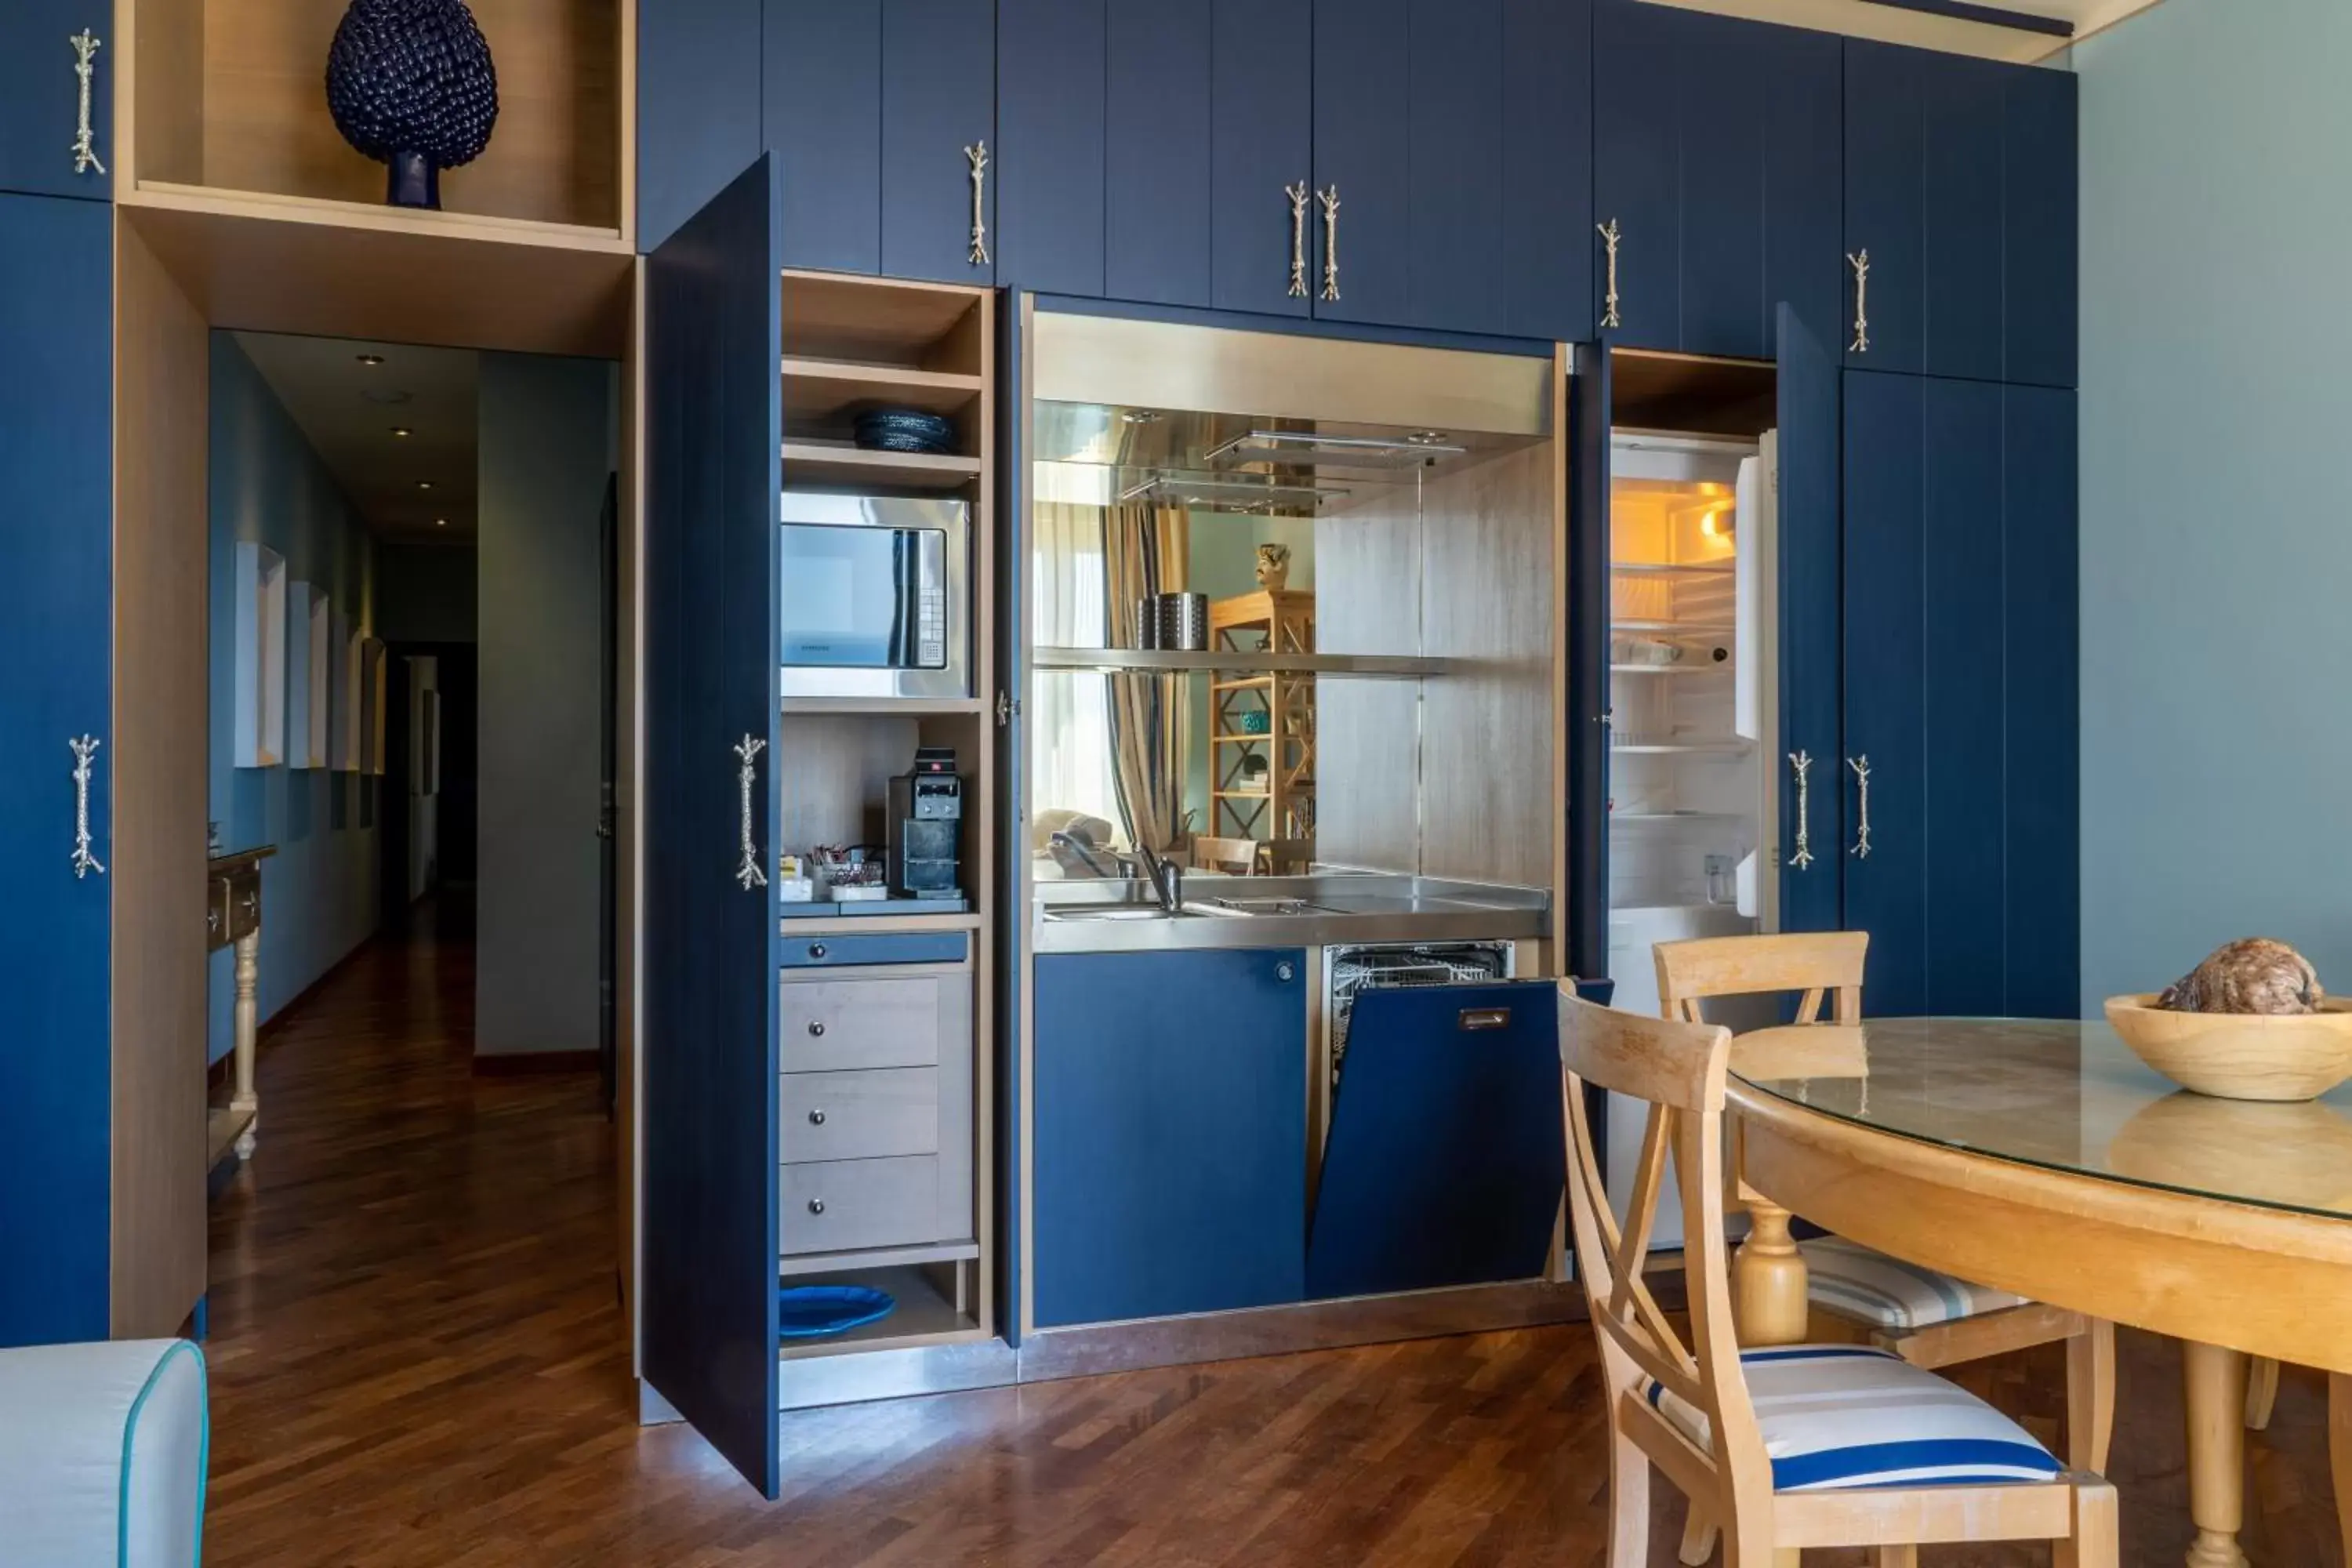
808,1109,826,1126
809,943,827,960
1276,961,1296,982
808,1021,826,1037
807,1197,826,1215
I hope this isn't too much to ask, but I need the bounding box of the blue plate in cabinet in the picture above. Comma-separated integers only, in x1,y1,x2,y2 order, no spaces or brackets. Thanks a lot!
777,1284,896,1339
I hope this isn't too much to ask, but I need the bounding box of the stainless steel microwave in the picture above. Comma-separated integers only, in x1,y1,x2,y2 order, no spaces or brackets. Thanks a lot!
779,492,971,701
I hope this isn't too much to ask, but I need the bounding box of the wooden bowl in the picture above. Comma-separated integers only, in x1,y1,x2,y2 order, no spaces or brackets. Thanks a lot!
2103,994,2352,1102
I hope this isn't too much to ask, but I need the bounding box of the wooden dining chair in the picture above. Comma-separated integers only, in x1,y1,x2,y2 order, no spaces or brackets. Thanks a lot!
1189,835,1265,875
1655,932,2116,1483
1559,990,2118,1568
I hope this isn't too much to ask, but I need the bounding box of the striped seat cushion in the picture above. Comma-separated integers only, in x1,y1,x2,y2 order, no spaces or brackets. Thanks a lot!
1646,1344,2062,1493
1802,1236,2028,1330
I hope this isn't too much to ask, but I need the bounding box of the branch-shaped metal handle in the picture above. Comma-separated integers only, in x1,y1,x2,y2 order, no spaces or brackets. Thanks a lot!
1787,750,1814,870
964,143,989,267
1317,186,1341,302
70,31,105,177
1847,754,1872,861
1285,181,1310,299
1847,249,1871,354
733,735,768,891
1598,220,1623,331
70,734,104,878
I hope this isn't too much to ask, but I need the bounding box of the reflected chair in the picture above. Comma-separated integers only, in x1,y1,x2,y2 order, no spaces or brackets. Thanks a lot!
1559,990,2117,1568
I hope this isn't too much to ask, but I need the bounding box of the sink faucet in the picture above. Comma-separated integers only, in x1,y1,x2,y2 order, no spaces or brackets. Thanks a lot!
1134,843,1184,913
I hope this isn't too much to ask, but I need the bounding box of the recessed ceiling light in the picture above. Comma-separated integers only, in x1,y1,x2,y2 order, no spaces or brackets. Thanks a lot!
1405,430,1450,445
1121,409,1162,425
355,354,385,366
434,517,448,527
390,426,413,437
416,480,434,491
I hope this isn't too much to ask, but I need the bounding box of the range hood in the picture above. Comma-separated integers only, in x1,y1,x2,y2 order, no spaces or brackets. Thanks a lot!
1029,311,1551,515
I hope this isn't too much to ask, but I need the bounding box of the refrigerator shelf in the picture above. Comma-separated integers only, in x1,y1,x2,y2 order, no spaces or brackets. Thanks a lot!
1610,619,1735,636
1610,560,1734,579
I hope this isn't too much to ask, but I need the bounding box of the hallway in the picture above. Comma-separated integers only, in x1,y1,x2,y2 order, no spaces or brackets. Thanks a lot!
200,910,2350,1565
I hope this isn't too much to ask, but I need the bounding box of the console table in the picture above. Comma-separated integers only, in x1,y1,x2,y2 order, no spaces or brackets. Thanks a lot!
206,846,274,1164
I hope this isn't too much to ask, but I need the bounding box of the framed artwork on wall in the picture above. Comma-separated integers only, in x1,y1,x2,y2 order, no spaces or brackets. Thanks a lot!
232,542,287,768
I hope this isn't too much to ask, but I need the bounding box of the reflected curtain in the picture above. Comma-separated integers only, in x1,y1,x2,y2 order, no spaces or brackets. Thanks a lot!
1032,502,1121,836
1102,503,1189,856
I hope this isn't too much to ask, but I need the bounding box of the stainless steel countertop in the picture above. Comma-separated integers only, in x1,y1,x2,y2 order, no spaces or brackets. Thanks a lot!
1031,873,1551,954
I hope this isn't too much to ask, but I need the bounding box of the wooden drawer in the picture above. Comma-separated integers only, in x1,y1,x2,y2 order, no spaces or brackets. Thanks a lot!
779,971,966,1073
779,931,967,968
780,1156,946,1254
780,1068,939,1163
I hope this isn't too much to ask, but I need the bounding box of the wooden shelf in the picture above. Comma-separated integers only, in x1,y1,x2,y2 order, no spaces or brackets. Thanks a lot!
775,912,983,936
782,270,989,375
778,1263,982,1360
1612,619,1736,637
1611,663,1730,676
1612,739,1755,756
1036,648,1444,679
782,442,981,491
777,1240,981,1278
1613,561,1735,579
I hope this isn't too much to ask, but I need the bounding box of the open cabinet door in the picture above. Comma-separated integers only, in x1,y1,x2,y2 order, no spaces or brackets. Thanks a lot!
1773,303,1842,937
643,155,782,1497
1566,343,1612,985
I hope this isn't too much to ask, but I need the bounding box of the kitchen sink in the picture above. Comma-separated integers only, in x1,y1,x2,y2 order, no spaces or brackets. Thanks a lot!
1042,903,1193,923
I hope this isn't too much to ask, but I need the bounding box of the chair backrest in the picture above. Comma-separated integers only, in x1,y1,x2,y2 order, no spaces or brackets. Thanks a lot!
1190,835,1262,874
1655,931,1867,1025
1558,992,1770,1534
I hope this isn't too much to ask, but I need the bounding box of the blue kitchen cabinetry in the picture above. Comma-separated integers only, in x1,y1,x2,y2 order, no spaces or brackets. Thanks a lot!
1592,0,1840,359
0,1,114,201
1843,41,2077,388
1840,369,2077,1019
1311,0,1592,339
0,193,114,1344
1775,304,1846,938
644,0,996,274
996,0,1105,297
1033,948,1307,1327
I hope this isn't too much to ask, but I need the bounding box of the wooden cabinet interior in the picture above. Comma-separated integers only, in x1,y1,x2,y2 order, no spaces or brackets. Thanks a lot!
781,270,991,494
125,0,631,234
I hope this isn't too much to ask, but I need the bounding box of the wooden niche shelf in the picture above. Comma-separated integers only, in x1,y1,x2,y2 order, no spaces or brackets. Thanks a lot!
782,272,989,492
124,0,633,238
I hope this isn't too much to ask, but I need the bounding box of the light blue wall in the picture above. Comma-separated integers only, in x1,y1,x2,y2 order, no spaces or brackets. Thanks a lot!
206,334,380,1064
2076,0,2352,1008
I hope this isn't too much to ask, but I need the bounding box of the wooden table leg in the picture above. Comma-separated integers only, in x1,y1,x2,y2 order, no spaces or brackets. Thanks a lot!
2183,1341,2250,1568
2331,1373,2351,1568
1733,1194,1810,1348
231,923,260,1160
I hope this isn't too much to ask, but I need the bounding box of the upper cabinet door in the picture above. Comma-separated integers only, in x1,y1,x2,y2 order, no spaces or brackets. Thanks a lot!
1107,0,1213,308
1211,0,1311,318
642,158,783,1498
1500,0,1594,343
767,0,882,274
1844,40,2008,381
1592,0,1684,350
2003,68,2078,389
2001,385,2078,1014
640,0,763,252
1403,0,1506,337
1312,0,1413,327
0,2,114,201
997,0,1107,296
881,0,996,285
1595,5,1839,360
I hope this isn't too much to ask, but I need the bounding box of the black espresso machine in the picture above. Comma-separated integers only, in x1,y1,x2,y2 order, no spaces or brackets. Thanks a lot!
887,746,965,904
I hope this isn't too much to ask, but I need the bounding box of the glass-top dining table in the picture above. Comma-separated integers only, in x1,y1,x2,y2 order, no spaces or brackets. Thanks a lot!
1726,1017,2352,1568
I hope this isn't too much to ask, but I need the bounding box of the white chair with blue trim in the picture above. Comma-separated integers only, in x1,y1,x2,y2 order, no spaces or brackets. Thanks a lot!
1560,990,2116,1567
0,1338,209,1567
1654,933,2114,1478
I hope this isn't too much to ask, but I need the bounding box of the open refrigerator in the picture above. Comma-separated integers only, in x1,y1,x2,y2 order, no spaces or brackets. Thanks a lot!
1602,430,1777,1243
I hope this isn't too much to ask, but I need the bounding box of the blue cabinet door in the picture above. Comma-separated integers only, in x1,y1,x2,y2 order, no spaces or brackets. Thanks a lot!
1033,949,1307,1327
1106,0,1212,307
1841,370,1926,1014
1776,304,1842,937
1311,0,1411,327
0,2,114,201
996,0,1106,296
881,0,996,285
1500,0,1593,343
766,0,881,274
2002,386,2078,1015
1403,0,1506,336
638,0,763,253
1566,344,1612,983
0,194,112,1345
2003,68,2078,390
1844,40,2007,381
1595,5,1839,359
642,158,782,1497
1210,0,1310,318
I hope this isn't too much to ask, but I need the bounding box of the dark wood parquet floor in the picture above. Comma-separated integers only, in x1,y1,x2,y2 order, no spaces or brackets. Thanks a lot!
202,901,2347,1566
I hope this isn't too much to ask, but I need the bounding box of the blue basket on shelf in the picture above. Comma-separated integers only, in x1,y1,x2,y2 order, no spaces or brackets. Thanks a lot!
778,1283,896,1339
